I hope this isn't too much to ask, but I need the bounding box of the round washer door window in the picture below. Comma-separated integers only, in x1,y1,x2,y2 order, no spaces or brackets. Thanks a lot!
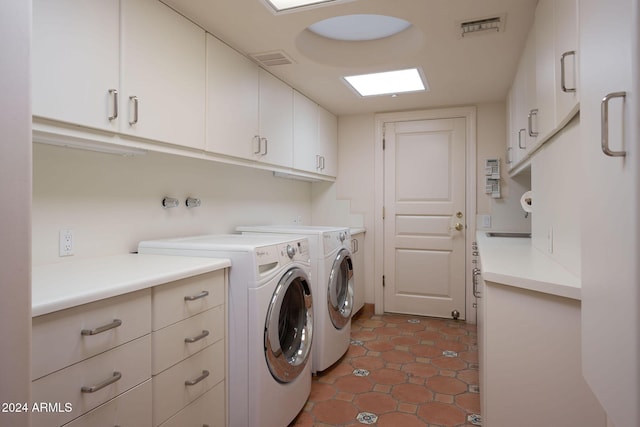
264,267,313,383
327,248,354,329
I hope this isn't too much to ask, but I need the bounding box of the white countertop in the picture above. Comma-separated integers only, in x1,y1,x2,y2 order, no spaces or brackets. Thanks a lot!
476,232,582,300
32,254,231,317
350,227,366,235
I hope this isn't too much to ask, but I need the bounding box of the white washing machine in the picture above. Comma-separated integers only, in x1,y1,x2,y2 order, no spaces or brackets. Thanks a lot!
138,234,313,427
237,225,354,373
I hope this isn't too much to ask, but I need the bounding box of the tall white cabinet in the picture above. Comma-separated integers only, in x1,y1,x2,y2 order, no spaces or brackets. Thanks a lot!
579,0,640,426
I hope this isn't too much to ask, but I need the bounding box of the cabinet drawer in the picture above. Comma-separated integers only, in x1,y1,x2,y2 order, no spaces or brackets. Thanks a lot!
152,340,225,426
32,289,151,380
32,335,151,427
62,379,152,427
152,305,225,375
152,270,225,330
159,381,225,427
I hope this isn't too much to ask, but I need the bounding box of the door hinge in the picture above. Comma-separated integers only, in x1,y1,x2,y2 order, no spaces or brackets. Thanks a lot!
382,125,386,150
382,275,386,287
382,206,385,219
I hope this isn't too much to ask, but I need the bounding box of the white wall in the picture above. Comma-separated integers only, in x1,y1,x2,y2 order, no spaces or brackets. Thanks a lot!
0,1,32,424
33,144,312,266
476,102,532,232
531,115,581,277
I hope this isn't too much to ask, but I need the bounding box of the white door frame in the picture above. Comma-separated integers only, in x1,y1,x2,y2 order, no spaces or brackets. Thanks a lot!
374,106,477,321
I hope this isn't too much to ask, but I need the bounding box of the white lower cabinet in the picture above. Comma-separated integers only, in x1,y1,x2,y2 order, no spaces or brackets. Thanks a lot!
62,380,152,427
159,381,225,427
32,268,227,427
479,280,606,427
32,335,152,427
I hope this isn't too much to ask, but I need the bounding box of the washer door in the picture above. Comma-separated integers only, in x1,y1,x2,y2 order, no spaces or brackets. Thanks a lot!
264,267,313,383
327,248,354,329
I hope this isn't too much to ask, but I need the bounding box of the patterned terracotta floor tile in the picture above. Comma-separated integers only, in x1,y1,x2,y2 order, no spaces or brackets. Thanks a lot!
289,304,479,427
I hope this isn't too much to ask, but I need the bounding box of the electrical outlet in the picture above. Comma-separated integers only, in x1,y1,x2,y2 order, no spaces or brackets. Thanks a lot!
59,229,74,257
482,215,492,228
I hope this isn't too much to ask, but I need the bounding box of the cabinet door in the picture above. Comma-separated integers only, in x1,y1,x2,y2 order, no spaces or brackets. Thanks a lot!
206,34,259,160
293,91,319,173
580,0,640,426
535,0,557,141
32,0,120,131
318,106,338,177
523,27,539,148
121,0,205,150
258,69,293,167
554,0,579,124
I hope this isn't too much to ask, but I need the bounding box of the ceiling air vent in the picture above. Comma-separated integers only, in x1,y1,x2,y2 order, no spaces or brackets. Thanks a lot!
250,50,295,66
458,14,505,38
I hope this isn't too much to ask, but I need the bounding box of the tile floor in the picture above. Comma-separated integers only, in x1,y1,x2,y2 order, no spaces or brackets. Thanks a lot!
289,304,481,427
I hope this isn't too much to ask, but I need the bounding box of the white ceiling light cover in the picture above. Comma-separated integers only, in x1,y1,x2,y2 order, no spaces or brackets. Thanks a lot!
344,68,427,97
265,0,335,12
308,14,412,41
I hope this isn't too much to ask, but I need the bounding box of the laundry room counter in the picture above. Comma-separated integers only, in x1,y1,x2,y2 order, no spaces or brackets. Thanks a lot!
475,231,581,300
32,254,231,316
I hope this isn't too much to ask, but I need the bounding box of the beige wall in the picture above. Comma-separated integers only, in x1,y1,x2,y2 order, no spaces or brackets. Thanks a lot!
0,1,32,423
33,144,312,266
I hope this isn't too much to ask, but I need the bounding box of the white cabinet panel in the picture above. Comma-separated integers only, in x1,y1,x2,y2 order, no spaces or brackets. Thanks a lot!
121,0,205,149
258,69,294,167
32,335,151,427
158,382,225,427
554,0,579,123
580,0,640,425
206,33,260,160
32,0,120,131
534,0,557,140
63,380,152,427
32,289,151,381
293,90,319,172
318,106,338,177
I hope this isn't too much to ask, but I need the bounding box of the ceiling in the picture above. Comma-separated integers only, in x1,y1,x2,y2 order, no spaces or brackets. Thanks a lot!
162,0,538,116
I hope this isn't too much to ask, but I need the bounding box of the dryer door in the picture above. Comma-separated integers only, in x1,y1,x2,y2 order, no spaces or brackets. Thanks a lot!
264,267,313,383
327,248,354,329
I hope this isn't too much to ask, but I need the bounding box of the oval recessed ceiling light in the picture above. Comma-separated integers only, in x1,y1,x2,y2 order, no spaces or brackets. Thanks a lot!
308,14,411,41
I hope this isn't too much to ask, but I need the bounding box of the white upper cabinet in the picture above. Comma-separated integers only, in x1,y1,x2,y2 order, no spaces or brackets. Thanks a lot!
206,33,260,160
32,0,120,132
318,106,338,177
292,91,337,177
553,0,579,124
534,0,557,140
121,0,205,150
293,90,319,173
580,0,639,425
33,0,206,150
206,35,293,168
258,69,293,168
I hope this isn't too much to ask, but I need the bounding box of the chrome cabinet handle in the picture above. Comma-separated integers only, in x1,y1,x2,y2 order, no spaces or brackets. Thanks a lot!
185,370,209,386
261,137,268,155
129,96,139,125
81,371,122,393
321,156,325,170
81,319,122,336
108,89,118,121
518,128,527,149
184,290,209,301
528,109,539,137
184,330,210,343
472,268,482,298
601,92,627,157
506,146,512,164
253,135,261,154
560,51,577,93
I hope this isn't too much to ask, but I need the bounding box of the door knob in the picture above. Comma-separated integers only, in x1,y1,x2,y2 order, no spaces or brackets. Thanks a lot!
454,223,463,231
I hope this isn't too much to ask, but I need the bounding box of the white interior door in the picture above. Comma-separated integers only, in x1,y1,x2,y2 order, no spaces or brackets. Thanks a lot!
383,118,467,318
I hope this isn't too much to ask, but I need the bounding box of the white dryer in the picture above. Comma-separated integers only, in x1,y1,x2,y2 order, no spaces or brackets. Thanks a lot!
237,225,354,373
138,234,313,427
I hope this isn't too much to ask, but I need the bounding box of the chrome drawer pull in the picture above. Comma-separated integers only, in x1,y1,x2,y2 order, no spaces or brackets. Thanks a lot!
184,290,209,301
185,370,209,386
601,91,627,157
108,89,118,121
184,330,210,343
81,371,122,393
129,95,139,125
81,319,122,336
